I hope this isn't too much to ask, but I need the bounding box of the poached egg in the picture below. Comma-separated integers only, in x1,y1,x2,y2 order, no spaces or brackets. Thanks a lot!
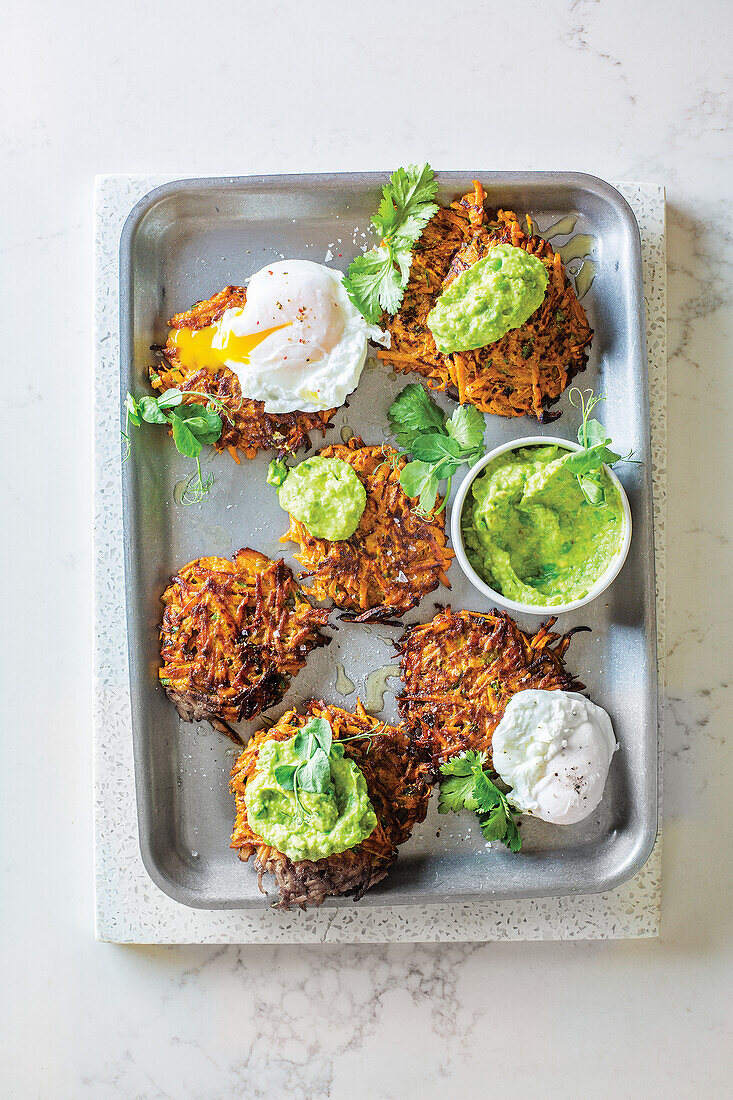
169,259,387,414
492,689,617,826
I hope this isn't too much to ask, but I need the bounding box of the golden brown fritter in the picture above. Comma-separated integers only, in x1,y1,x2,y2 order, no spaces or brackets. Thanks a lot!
397,606,585,771
378,182,592,421
230,700,431,909
280,437,454,621
159,548,331,742
153,286,335,459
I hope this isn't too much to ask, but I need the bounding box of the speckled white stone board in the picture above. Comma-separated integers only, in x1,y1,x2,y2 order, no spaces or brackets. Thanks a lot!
93,176,666,943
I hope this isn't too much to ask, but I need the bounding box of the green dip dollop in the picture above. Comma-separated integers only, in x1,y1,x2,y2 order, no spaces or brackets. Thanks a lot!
278,456,366,540
428,243,549,354
244,735,378,862
462,444,624,606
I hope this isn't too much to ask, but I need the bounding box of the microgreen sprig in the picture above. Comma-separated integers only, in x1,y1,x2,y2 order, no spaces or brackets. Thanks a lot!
372,444,401,478
438,750,522,852
272,717,389,820
565,387,637,505
387,383,486,516
123,387,233,505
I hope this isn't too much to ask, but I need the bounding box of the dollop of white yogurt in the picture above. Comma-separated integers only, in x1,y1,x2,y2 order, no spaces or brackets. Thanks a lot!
492,689,617,825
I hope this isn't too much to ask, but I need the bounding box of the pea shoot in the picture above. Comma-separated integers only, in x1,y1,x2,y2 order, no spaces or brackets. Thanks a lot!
273,716,389,821
122,386,233,504
565,387,637,504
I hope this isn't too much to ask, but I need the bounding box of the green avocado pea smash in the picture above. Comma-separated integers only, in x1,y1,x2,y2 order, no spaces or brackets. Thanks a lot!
428,243,549,354
268,455,366,540
462,444,625,606
244,717,378,862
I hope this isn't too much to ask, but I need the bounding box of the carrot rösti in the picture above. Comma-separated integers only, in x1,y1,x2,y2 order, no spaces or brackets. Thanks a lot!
230,700,431,909
378,182,592,421
158,548,330,740
397,607,585,770
280,437,454,620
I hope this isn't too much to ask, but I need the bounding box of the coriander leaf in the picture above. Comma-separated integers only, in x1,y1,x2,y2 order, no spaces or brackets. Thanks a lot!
373,163,439,243
343,246,402,324
138,396,169,424
389,237,415,288
478,804,508,842
439,751,522,853
298,747,331,794
446,405,485,453
438,750,487,813
302,717,333,756
373,190,402,240
273,764,296,790
267,458,289,488
156,388,184,409
387,382,485,517
440,750,487,778
171,415,203,458
438,773,478,814
471,769,503,814
411,433,462,463
388,383,445,450
343,164,437,323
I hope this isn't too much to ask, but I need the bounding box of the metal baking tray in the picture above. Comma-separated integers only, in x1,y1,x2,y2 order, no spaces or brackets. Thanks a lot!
120,172,658,909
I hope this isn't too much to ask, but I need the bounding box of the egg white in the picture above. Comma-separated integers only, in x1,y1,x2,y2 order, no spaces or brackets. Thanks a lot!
491,689,617,826
214,259,387,414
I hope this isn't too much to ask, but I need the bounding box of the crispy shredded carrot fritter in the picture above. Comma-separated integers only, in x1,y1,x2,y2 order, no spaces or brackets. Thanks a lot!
280,437,454,620
153,287,335,459
378,182,593,421
159,548,331,741
397,607,585,771
230,700,432,910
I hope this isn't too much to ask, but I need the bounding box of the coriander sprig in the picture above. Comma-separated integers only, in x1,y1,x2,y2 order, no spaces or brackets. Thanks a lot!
439,750,522,852
565,387,636,505
343,163,439,323
123,387,232,505
388,383,485,515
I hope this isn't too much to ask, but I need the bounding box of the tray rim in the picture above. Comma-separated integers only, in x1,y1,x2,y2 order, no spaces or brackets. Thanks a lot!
119,170,658,911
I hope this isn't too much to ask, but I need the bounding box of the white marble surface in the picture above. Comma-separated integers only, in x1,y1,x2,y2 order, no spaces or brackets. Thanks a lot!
2,0,731,1096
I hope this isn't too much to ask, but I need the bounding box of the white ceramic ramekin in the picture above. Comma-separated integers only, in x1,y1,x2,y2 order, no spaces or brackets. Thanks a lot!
450,435,633,616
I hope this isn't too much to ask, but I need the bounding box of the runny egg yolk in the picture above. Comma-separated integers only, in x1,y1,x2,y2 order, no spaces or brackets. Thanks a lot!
169,317,291,371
